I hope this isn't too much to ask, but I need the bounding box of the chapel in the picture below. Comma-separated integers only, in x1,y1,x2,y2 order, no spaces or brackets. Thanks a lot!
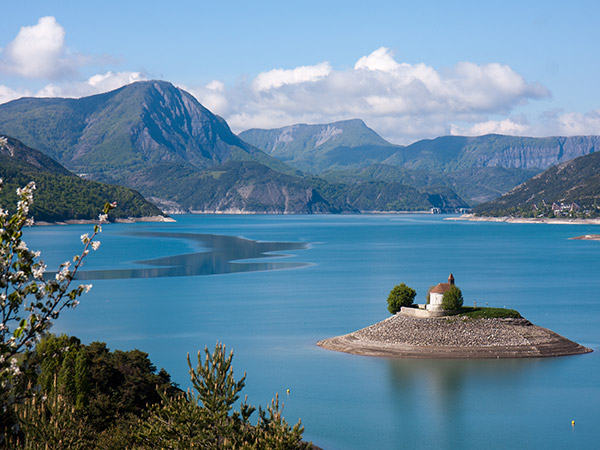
427,273,455,312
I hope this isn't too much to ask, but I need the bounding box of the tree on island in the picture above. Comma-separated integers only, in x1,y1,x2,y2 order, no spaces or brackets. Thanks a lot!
387,283,416,314
441,285,463,311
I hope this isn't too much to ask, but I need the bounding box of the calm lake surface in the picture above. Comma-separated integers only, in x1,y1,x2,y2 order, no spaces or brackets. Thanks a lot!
24,214,600,450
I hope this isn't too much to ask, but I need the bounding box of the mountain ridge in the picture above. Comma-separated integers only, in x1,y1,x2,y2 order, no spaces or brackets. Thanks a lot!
0,135,166,222
241,122,600,204
0,80,287,178
472,150,600,218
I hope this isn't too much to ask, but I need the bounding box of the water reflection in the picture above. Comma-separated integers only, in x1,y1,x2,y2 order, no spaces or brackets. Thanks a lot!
73,232,309,280
386,357,547,448
388,357,542,406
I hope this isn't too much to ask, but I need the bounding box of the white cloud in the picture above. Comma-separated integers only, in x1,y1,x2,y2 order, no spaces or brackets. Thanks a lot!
451,110,600,138
354,46,402,72
544,109,600,136
186,80,229,115
0,17,76,79
34,71,147,99
450,118,530,136
196,47,550,143
0,85,31,104
252,62,332,92
87,71,145,92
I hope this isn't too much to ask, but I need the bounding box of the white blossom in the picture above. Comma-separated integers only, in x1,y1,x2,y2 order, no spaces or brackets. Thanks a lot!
80,233,89,244
33,264,46,279
91,241,100,251
55,261,71,282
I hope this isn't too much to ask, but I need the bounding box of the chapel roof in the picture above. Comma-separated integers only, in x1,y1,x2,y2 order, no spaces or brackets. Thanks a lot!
430,274,455,294
430,282,453,294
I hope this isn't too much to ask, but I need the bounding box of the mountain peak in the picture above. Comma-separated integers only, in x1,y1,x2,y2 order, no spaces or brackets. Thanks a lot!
0,80,265,178
238,118,393,172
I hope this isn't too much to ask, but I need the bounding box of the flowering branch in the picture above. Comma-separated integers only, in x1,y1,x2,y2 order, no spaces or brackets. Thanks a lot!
0,179,115,385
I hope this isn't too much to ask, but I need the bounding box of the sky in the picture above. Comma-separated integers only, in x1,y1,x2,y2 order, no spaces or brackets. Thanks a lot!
1,0,599,144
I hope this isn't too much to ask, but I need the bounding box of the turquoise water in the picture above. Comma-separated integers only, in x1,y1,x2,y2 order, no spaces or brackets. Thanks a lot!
23,215,600,449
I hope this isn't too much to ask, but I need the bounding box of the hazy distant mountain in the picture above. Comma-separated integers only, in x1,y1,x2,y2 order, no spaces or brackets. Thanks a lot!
473,151,600,217
385,134,600,172
321,164,539,205
242,124,600,174
242,122,600,204
239,119,398,173
0,136,164,222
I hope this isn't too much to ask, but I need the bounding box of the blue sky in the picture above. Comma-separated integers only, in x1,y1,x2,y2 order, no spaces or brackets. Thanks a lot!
1,0,599,144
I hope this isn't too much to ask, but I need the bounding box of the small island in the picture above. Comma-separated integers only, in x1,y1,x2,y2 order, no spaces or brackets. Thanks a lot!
318,274,592,359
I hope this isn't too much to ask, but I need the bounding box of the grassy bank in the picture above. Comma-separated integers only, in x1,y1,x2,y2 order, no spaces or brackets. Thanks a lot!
455,306,522,319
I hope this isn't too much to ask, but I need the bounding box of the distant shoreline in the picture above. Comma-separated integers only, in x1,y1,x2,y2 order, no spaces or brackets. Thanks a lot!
448,213,600,226
34,215,175,226
317,314,592,359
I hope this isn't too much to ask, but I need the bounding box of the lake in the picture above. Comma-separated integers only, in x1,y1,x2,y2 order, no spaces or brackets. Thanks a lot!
23,214,600,450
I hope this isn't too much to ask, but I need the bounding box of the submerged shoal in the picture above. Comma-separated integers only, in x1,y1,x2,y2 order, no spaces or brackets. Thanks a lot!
317,314,592,359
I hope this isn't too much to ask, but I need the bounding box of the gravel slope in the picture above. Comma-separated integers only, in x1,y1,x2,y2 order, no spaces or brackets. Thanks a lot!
317,314,592,359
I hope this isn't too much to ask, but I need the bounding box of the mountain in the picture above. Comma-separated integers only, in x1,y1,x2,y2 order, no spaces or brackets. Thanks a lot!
125,160,340,214
0,135,165,222
321,164,538,205
242,123,600,204
239,119,398,173
472,151,600,218
0,82,470,213
385,134,600,171
242,125,600,174
0,80,291,180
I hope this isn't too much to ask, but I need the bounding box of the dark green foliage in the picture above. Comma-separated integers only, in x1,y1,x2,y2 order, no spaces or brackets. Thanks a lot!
0,136,164,221
186,343,248,448
442,286,464,311
387,283,417,314
136,342,310,450
473,150,600,218
31,334,179,433
457,307,522,319
9,381,95,450
11,338,311,450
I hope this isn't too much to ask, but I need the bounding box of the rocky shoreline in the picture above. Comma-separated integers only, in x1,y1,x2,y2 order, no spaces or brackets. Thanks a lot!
34,215,175,226
317,314,592,359
448,214,600,225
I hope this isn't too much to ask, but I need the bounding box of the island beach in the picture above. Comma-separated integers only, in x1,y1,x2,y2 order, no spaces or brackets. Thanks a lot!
317,314,592,359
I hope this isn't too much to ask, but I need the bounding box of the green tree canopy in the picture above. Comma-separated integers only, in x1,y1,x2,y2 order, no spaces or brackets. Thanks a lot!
442,285,464,311
387,283,416,314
